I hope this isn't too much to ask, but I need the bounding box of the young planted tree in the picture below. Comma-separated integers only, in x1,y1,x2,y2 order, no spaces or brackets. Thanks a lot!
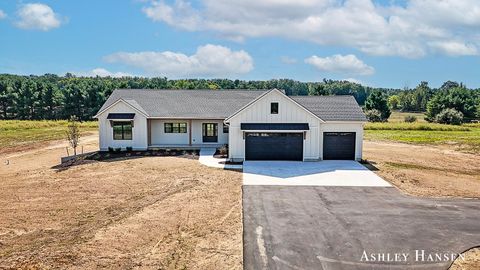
66,115,81,156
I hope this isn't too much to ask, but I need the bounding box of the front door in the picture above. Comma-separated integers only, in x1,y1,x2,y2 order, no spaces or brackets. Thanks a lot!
202,123,218,143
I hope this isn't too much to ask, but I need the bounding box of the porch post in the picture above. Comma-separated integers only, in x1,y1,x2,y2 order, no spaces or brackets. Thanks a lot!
147,119,152,146
189,119,192,146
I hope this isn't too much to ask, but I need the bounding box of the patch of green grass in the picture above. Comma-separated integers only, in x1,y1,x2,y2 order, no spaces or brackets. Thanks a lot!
384,161,437,171
384,161,479,175
365,111,480,153
365,122,470,131
0,120,98,151
365,127,480,153
388,111,427,123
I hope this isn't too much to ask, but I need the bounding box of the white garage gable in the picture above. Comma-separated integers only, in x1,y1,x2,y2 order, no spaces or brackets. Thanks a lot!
226,89,322,161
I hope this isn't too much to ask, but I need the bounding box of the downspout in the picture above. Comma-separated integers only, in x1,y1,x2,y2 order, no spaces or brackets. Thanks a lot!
189,119,193,146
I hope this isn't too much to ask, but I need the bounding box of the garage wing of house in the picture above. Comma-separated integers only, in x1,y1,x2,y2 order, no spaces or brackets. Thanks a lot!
94,89,367,161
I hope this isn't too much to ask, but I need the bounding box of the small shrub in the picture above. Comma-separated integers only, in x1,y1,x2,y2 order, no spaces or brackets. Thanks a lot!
126,146,133,152
108,147,114,152
114,147,121,152
218,145,228,155
404,115,417,123
434,108,464,125
364,109,384,122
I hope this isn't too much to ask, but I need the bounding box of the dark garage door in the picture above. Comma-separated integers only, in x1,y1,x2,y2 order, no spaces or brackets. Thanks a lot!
323,132,356,160
245,133,303,161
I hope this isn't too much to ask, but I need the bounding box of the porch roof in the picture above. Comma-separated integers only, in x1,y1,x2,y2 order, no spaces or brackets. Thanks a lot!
107,113,135,119
240,123,309,130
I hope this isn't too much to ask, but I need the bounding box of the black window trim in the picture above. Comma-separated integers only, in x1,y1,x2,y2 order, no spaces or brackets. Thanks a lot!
112,121,133,140
223,123,229,133
164,122,188,133
271,102,279,114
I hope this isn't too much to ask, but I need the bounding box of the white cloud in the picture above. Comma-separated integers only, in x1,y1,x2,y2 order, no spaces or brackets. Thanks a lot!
428,41,478,56
104,44,254,78
280,56,298,64
142,0,201,31
141,0,480,58
15,3,62,31
305,54,375,76
344,78,363,85
75,68,134,78
0,10,6,19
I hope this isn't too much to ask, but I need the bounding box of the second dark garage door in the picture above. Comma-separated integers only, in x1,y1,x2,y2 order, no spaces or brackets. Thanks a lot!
323,132,356,160
245,132,303,161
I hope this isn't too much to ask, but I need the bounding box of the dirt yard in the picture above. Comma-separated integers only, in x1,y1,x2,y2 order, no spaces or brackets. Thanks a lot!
364,140,480,198
1,133,479,269
450,248,480,270
0,135,243,269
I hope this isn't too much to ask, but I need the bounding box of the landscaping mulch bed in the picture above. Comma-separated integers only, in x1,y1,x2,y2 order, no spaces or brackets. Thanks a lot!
219,161,243,165
214,146,228,159
87,149,200,161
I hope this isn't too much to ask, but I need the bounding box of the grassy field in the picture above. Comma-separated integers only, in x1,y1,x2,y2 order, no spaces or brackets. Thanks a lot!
0,120,98,154
365,111,480,153
386,111,428,123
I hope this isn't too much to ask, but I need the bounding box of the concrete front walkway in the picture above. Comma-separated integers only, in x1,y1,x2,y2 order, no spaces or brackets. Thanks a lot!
243,161,391,186
198,148,242,170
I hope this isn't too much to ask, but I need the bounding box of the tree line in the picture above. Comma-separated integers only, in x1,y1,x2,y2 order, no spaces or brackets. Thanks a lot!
0,74,478,122
364,81,480,124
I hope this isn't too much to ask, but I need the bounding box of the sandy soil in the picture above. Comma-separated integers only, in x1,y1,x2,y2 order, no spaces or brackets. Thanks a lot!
1,133,478,269
364,140,480,198
0,135,243,269
450,248,480,270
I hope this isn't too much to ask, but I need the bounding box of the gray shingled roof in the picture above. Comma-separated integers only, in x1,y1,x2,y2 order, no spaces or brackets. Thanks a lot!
290,95,367,121
97,89,366,121
98,89,267,119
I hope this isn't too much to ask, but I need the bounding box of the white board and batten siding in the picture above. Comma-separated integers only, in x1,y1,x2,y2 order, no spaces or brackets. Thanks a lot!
97,101,148,151
227,90,321,161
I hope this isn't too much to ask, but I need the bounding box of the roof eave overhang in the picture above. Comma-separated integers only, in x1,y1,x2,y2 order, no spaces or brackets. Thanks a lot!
146,117,227,120
94,98,149,118
323,120,368,123
241,123,310,131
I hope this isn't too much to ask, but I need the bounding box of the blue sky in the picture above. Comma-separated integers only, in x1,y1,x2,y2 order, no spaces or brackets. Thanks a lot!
0,0,479,89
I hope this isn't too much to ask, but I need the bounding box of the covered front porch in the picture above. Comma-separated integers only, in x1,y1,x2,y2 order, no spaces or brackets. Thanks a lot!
146,119,229,148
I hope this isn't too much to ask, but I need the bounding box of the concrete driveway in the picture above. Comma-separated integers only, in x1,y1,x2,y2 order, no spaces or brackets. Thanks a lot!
243,160,391,186
242,162,480,270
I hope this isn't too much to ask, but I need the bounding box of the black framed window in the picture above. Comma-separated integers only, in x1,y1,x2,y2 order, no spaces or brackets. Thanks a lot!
113,121,132,140
164,123,187,133
271,102,279,114
223,123,229,133
203,123,218,137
